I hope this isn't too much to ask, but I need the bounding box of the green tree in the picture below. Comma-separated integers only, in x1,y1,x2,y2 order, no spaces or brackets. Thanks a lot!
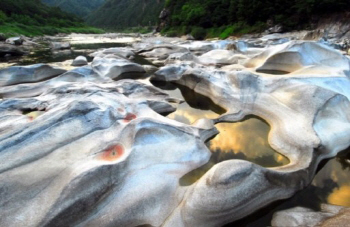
0,10,7,25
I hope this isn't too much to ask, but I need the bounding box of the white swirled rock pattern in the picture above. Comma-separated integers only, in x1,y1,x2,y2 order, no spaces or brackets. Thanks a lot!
0,39,350,227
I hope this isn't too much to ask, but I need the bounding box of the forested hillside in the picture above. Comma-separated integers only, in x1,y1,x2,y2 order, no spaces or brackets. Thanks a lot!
87,0,165,30
41,0,106,18
0,0,102,36
163,0,350,38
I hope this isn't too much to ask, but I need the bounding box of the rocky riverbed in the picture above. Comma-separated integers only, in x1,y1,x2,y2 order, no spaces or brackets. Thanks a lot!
1,31,350,227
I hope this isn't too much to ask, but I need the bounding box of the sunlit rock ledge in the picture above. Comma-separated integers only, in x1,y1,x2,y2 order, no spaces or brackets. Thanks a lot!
0,36,350,227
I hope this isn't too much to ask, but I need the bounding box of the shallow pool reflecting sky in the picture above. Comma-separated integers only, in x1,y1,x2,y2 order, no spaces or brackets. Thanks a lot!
153,81,288,167
154,80,350,226
209,119,289,167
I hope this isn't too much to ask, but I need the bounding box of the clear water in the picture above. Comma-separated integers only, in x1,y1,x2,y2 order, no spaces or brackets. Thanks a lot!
150,80,289,177
225,150,350,227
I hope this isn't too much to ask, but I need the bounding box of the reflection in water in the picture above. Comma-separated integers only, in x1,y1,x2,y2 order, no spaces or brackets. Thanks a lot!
151,80,224,124
326,150,350,207
209,119,288,167
180,118,289,186
328,186,350,206
151,81,289,186
225,149,350,227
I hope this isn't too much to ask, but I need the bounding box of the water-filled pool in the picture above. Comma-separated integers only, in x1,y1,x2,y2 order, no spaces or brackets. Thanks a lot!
3,40,349,226
151,79,350,226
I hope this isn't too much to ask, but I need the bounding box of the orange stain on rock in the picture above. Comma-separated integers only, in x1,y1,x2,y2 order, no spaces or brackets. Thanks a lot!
99,144,124,161
123,113,136,123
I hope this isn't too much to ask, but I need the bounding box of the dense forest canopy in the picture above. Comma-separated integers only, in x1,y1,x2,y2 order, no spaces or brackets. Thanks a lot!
41,0,106,18
166,0,350,28
163,0,350,38
1,0,350,38
87,0,165,30
0,0,80,26
0,0,102,36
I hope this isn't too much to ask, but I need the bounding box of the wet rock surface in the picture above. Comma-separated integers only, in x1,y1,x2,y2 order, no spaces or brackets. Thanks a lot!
1,33,350,227
272,204,350,227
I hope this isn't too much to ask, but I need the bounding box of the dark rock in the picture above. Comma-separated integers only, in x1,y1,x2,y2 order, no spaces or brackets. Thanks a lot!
159,8,170,20
0,33,6,41
0,44,27,57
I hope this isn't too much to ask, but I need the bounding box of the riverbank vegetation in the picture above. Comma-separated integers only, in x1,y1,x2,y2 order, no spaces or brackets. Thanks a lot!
87,0,164,29
162,0,350,39
0,0,103,37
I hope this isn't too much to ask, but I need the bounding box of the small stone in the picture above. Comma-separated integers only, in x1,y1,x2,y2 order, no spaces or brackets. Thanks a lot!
71,56,88,66
5,37,23,45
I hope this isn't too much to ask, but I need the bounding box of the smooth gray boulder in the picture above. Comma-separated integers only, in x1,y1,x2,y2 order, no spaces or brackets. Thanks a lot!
91,57,146,80
0,44,27,57
5,37,23,45
90,47,135,59
197,49,248,65
179,41,216,52
245,41,350,75
0,64,66,87
50,42,71,50
139,44,188,60
71,56,88,66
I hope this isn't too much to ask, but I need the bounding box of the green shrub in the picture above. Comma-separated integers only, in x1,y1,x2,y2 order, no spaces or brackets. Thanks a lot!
165,29,179,37
219,26,235,39
191,27,206,40
207,27,224,38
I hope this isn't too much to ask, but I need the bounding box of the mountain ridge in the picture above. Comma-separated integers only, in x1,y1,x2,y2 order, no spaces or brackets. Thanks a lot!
86,0,165,29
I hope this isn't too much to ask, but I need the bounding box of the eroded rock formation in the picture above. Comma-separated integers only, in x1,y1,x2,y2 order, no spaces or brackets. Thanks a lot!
1,36,350,227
